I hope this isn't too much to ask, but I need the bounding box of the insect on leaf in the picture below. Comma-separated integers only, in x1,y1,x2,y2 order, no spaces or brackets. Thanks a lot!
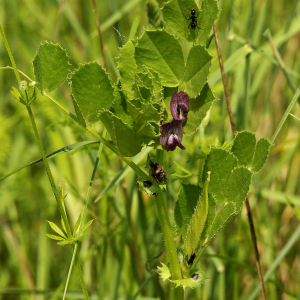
162,0,200,42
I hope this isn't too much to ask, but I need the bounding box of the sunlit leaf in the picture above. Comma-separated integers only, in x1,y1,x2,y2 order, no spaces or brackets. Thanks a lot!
47,221,67,239
184,175,210,256
174,184,202,238
71,62,114,124
99,110,142,157
185,45,212,98
203,148,237,204
203,202,235,247
227,167,252,212
184,84,216,136
32,42,70,92
135,29,184,87
251,138,271,173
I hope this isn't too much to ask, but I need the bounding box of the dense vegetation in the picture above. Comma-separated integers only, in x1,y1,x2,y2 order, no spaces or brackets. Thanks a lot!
0,0,300,299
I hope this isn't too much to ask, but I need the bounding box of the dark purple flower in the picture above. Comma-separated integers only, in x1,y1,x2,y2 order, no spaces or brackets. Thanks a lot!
170,91,189,120
160,120,186,151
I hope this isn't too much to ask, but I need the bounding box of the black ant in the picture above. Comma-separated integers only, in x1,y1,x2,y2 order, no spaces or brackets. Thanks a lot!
181,0,202,30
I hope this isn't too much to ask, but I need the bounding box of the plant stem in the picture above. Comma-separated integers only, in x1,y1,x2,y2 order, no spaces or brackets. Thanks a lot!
92,0,108,71
63,130,107,300
213,23,268,300
271,87,300,144
213,23,236,137
265,30,298,96
0,24,21,85
27,105,90,299
154,150,183,299
26,105,72,238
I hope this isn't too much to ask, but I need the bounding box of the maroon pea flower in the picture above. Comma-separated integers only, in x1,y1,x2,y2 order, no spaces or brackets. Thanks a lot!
160,120,186,151
170,91,189,121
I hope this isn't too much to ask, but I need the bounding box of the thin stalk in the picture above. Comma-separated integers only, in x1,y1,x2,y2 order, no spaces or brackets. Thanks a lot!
154,150,183,299
92,0,108,70
271,87,300,144
213,23,236,137
26,106,72,237
26,105,90,299
0,214,36,296
213,23,268,300
54,0,65,42
247,225,300,300
265,30,298,95
1,24,90,299
244,0,255,129
62,129,106,300
0,24,21,84
121,179,146,293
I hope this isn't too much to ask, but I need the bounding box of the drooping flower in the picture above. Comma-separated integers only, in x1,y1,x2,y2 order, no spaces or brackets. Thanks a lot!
170,91,189,120
160,120,186,151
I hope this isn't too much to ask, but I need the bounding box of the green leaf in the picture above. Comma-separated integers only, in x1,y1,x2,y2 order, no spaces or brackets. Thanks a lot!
81,219,95,233
72,95,86,128
203,202,235,247
174,184,202,238
117,40,137,100
184,84,216,136
47,221,67,239
184,175,210,257
73,212,82,237
61,217,67,235
172,271,208,290
32,42,70,93
111,90,133,127
162,0,199,42
73,235,87,242
185,46,212,98
46,234,66,241
135,29,184,87
200,194,216,244
231,131,256,167
251,138,271,173
195,0,220,45
71,62,114,124
57,240,72,246
203,148,237,204
227,167,252,212
99,110,142,157
158,263,171,281
10,86,23,102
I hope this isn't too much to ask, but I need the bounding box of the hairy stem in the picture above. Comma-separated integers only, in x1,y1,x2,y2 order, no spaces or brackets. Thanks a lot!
155,150,183,299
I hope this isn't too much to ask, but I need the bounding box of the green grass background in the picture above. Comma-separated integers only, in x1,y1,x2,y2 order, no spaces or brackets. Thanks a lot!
0,0,300,299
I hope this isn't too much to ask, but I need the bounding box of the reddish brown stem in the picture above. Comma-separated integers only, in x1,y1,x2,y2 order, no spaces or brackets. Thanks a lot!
213,23,268,300
0,214,37,300
213,23,236,137
92,0,108,71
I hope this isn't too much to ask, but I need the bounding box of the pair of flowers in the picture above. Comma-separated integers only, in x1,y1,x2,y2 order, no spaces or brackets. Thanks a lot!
160,92,189,151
